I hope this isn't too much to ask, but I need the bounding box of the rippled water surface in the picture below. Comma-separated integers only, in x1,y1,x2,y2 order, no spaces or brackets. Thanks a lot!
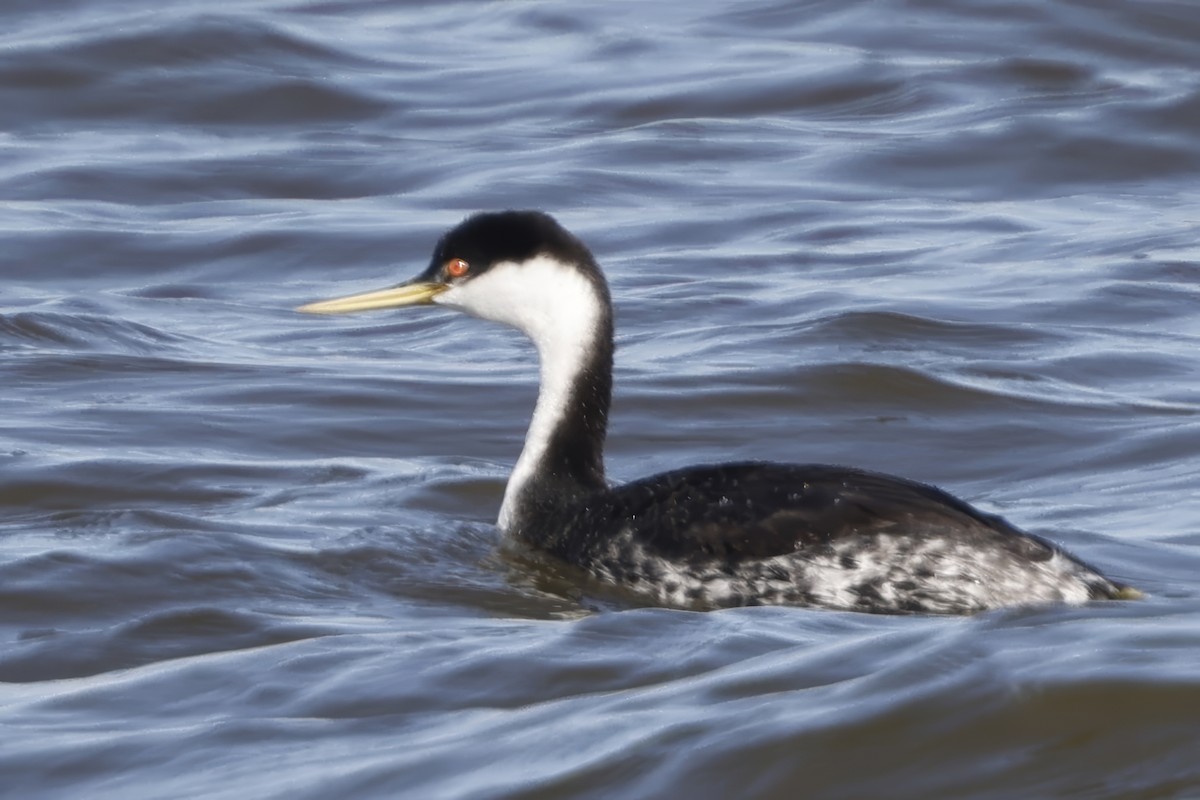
4,1,1200,797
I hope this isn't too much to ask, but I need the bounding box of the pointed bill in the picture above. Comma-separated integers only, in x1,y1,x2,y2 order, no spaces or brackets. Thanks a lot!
296,281,447,315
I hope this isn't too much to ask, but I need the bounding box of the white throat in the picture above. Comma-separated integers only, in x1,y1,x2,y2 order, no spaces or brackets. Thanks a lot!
435,254,605,532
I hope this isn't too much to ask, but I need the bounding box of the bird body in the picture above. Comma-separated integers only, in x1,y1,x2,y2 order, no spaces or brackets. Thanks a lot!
299,210,1137,615
515,461,1121,613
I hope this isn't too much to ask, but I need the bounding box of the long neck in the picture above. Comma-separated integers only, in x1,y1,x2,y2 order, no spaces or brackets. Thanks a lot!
494,266,613,537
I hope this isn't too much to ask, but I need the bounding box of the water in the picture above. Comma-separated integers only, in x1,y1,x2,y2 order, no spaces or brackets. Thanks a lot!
3,0,1200,796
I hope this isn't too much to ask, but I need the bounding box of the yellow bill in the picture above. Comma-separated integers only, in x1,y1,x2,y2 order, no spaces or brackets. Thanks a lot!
296,281,447,315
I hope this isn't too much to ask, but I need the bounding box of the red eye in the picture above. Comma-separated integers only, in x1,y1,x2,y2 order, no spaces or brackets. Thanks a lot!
446,258,470,278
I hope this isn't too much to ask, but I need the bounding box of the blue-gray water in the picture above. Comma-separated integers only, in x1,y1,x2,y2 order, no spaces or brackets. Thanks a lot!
3,1,1200,797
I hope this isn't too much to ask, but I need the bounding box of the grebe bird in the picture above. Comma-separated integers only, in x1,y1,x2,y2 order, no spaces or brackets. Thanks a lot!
299,210,1138,615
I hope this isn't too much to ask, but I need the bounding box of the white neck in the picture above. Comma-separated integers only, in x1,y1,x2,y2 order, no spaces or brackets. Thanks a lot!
434,254,606,532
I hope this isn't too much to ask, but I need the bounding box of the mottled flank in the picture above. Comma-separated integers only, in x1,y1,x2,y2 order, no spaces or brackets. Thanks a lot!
587,531,1120,615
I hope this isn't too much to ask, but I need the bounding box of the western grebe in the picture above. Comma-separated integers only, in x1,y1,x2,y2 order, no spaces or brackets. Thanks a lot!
299,210,1138,615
